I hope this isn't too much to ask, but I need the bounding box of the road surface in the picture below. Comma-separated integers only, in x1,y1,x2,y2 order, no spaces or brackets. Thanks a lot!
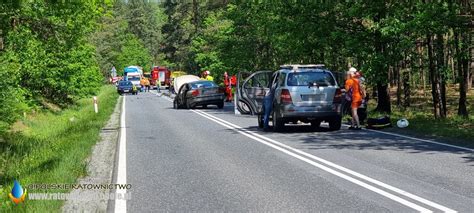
116,91,473,212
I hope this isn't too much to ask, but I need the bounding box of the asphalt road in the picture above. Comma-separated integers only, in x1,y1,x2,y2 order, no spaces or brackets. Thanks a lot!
120,91,473,212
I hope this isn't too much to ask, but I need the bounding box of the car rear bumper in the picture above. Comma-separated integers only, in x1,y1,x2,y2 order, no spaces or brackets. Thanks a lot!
277,104,342,119
189,95,224,106
117,88,134,93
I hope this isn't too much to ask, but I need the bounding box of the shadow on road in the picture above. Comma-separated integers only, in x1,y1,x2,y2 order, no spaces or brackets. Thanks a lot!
165,99,474,166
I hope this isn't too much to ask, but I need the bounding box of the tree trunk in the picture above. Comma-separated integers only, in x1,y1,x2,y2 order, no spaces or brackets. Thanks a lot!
457,0,470,117
427,35,441,118
396,63,402,106
469,0,473,90
469,21,473,90
417,42,426,97
436,33,447,118
470,63,473,90
458,31,469,117
375,83,391,113
403,69,411,107
373,3,391,114
389,66,394,87
192,0,199,33
440,79,447,118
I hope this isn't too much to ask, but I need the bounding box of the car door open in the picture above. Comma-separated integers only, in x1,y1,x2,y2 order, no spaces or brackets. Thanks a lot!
237,71,273,115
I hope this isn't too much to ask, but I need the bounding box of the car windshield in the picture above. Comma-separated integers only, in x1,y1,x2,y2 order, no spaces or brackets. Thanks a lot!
119,81,132,86
128,77,140,81
190,81,217,89
287,71,335,86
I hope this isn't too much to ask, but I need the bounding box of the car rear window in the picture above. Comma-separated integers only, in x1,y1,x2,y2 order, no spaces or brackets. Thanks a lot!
190,81,217,89
287,71,335,86
119,81,132,86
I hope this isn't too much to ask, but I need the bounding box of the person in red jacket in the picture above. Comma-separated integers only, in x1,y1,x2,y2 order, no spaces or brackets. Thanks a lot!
345,67,362,130
223,72,235,102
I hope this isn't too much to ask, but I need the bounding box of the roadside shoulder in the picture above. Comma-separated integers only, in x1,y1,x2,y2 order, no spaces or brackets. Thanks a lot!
62,96,122,212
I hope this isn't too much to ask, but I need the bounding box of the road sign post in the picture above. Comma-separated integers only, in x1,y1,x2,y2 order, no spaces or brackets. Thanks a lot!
111,66,117,78
93,96,98,113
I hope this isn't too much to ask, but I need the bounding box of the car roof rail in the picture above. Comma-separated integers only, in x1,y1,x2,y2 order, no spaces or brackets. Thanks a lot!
280,64,326,70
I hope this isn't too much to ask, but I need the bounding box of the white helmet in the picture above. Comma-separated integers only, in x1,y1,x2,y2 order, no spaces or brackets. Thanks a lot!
347,67,357,75
205,70,211,75
396,119,409,128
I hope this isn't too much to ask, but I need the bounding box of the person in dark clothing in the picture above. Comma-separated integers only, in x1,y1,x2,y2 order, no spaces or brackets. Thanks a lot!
262,90,274,130
263,77,280,130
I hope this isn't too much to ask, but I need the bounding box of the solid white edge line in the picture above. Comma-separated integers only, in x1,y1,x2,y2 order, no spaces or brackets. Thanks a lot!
115,96,127,213
191,109,433,213
361,127,473,152
157,94,456,212
194,109,457,213
188,93,471,152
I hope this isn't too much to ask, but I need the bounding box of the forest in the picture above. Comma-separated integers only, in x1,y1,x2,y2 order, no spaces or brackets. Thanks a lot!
157,0,473,120
0,1,165,132
0,0,472,133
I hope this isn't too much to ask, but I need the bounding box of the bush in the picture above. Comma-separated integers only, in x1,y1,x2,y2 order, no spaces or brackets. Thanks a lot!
0,52,28,133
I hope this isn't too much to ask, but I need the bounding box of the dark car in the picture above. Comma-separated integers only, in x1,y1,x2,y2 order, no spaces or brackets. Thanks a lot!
117,80,137,95
173,80,225,109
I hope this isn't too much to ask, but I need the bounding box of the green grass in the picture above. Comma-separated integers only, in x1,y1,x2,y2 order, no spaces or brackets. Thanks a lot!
0,85,119,212
365,86,474,148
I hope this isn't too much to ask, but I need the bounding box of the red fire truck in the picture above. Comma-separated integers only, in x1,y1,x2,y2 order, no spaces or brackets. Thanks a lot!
152,66,171,88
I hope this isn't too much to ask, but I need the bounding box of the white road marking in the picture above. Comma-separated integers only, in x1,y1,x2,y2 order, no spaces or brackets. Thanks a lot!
115,96,127,213
150,90,165,97
157,95,458,211
361,127,473,152
159,91,469,152
195,110,457,213
191,109,457,213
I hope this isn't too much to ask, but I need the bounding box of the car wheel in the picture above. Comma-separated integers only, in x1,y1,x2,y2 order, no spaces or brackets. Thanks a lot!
186,100,193,109
217,101,224,109
257,114,264,128
328,117,342,131
311,120,321,130
173,99,178,109
272,109,284,132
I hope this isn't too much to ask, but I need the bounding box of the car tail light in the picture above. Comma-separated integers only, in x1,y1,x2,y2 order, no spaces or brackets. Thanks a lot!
333,88,342,103
280,89,292,104
191,90,200,96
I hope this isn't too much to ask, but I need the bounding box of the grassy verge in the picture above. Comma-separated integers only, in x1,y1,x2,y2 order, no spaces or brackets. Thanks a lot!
0,85,119,212
364,86,474,148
